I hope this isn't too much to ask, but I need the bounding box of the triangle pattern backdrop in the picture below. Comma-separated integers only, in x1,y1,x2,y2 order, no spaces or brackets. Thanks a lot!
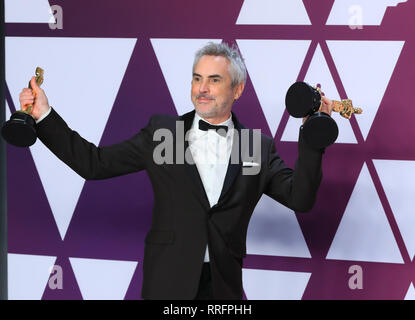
281,44,357,144
236,39,311,137
8,253,57,300
236,0,311,25
4,0,54,23
246,194,311,258
326,163,403,264
326,40,404,140
326,0,408,26
405,283,415,300
242,268,311,300
5,0,415,300
373,159,415,261
6,37,137,240
69,257,138,300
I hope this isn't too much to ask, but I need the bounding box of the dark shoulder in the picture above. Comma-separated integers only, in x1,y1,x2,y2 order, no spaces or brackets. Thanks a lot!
237,121,274,144
236,123,275,157
149,113,179,123
234,113,273,144
260,131,274,144
147,113,180,130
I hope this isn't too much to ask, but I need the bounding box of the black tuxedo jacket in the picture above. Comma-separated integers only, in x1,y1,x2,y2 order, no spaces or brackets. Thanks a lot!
37,108,324,300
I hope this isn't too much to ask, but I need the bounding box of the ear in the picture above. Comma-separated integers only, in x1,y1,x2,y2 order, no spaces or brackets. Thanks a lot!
233,82,245,100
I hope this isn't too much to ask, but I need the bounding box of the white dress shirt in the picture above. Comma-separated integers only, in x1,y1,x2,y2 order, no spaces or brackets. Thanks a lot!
35,106,52,124
188,112,234,262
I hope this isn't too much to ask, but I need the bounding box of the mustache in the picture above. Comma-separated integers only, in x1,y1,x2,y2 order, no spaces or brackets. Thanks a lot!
196,94,215,100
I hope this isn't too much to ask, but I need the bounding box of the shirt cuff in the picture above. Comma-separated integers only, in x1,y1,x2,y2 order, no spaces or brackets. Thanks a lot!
36,107,52,124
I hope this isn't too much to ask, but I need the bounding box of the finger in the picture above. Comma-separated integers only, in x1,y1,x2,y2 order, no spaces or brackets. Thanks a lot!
322,106,333,116
19,97,35,104
321,96,330,104
20,96,35,104
19,91,32,99
21,100,35,107
322,98,333,111
29,77,41,96
21,103,33,111
20,96,35,102
20,92,35,99
30,76,38,89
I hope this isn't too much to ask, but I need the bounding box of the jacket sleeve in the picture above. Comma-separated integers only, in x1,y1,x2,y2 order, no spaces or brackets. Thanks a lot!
36,108,154,180
263,130,324,212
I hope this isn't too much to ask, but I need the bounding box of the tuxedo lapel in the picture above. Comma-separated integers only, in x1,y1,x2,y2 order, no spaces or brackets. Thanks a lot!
178,110,244,210
217,112,243,204
179,110,211,211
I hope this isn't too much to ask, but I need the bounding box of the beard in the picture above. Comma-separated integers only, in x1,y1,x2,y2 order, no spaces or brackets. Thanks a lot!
193,94,231,120
195,106,219,119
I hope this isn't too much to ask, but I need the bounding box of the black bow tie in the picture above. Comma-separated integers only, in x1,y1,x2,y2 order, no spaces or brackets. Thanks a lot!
198,120,228,137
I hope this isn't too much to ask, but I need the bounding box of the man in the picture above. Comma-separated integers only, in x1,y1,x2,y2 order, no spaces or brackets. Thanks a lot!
19,42,333,300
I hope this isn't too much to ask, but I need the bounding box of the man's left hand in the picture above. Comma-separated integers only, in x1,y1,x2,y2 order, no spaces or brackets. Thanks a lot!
302,96,334,124
320,96,334,116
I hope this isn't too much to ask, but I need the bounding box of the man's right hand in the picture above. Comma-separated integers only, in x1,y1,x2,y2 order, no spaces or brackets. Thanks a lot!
19,76,50,120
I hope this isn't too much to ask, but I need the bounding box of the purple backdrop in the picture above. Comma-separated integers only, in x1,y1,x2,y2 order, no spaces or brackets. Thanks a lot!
5,0,415,299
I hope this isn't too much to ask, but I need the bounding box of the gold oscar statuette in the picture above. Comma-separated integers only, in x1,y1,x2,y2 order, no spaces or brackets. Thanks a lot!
315,86,363,119
285,81,364,148
1,67,45,147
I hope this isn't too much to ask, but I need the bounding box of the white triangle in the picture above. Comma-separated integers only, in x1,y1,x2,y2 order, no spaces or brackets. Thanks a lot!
8,253,57,300
405,283,415,300
243,268,311,300
5,100,11,120
327,40,404,140
281,44,357,144
236,0,311,25
151,38,222,116
5,0,54,23
6,37,137,240
247,194,311,258
326,163,403,263
69,257,138,300
237,39,311,137
327,0,407,26
373,159,415,260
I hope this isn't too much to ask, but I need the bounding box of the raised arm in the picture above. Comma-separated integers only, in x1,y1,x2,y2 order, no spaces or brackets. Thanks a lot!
264,96,333,212
19,77,153,180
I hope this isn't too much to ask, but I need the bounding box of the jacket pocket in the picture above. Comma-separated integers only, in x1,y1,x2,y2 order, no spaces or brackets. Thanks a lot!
145,230,175,245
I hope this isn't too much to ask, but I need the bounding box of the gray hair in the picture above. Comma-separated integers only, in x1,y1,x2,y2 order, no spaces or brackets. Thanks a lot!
192,42,247,87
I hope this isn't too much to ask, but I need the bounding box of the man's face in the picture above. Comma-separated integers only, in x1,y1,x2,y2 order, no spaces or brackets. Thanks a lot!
191,55,244,123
